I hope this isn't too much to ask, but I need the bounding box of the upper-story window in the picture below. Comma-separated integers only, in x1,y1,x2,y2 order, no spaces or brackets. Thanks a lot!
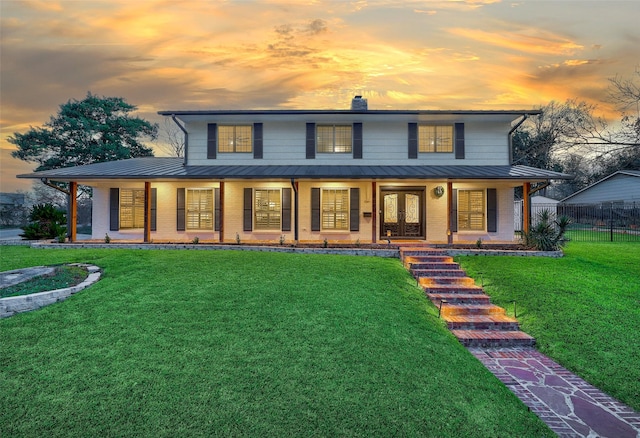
218,125,252,153
419,125,453,153
317,125,352,153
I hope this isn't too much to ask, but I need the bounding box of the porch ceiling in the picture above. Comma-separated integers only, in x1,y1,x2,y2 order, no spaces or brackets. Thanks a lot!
18,157,572,182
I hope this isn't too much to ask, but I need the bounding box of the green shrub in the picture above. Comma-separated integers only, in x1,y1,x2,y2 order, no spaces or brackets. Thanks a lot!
522,209,571,251
20,203,67,240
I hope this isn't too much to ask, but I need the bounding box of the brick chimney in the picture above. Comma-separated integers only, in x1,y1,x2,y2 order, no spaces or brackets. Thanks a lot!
351,95,368,111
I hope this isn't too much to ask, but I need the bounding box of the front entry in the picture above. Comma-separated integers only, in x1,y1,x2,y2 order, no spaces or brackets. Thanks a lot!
380,188,425,239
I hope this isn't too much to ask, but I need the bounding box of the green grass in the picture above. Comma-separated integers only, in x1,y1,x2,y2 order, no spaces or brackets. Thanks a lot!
455,242,640,411
0,247,551,437
0,265,88,298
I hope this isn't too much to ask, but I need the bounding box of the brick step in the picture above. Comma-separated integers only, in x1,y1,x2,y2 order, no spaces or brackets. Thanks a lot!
443,314,520,330
412,269,467,278
418,276,476,285
440,303,506,317
400,250,451,259
405,262,460,271
427,293,491,305
404,255,454,264
420,283,485,294
451,329,536,348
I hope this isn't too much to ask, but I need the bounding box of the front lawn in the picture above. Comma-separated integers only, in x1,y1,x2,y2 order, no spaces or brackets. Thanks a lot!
0,247,550,437
456,242,640,411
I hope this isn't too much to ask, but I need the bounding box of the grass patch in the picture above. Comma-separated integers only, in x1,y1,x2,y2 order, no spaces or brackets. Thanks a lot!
455,242,640,411
0,265,88,298
0,247,551,437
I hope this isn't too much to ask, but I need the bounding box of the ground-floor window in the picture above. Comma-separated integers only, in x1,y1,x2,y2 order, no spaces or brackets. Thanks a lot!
458,189,485,231
322,189,349,230
120,188,145,229
254,189,281,230
187,189,214,230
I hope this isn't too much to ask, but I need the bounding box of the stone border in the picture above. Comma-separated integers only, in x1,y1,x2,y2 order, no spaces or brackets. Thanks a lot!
29,241,563,257
0,264,102,318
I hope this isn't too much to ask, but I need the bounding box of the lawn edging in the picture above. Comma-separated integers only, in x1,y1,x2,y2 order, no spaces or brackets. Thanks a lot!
0,264,101,318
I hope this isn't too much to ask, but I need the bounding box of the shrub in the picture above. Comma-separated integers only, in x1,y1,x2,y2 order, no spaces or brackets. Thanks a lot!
522,209,571,251
20,203,67,240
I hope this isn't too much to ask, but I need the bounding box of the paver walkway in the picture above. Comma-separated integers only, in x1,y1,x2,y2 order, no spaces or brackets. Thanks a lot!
399,246,640,437
470,347,640,437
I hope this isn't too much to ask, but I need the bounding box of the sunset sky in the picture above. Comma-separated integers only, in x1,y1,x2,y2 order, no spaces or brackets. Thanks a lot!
2,0,639,192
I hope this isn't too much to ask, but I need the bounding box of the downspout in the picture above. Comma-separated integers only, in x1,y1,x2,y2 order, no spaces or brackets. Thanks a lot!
290,178,299,243
171,115,189,166
508,114,529,165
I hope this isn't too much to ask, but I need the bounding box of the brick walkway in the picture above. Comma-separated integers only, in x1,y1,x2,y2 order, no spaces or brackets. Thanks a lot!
470,347,640,438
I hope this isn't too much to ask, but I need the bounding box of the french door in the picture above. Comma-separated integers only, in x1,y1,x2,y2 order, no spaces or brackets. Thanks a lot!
380,188,425,239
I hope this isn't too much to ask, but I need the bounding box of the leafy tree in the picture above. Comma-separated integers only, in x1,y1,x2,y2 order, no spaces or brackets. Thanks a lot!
9,92,157,172
20,203,67,240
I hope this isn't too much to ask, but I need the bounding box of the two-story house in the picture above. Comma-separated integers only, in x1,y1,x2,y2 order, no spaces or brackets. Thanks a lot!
18,97,570,244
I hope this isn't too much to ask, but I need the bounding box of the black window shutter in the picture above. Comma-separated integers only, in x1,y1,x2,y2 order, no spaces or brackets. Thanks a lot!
455,123,465,159
109,188,119,231
254,123,263,159
450,189,458,233
353,123,363,159
150,188,157,231
243,188,253,231
408,123,418,159
282,188,292,231
207,123,217,159
487,188,497,232
214,188,221,231
350,188,360,231
306,123,316,159
311,188,320,231
177,188,185,231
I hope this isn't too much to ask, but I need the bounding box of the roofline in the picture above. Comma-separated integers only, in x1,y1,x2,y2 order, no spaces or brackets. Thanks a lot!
560,170,640,202
158,109,543,117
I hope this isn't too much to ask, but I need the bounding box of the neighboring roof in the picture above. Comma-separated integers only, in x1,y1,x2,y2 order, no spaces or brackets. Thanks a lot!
18,157,571,181
560,170,640,203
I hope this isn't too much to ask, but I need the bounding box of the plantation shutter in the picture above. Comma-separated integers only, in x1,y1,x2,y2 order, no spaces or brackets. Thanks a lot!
214,188,221,232
350,188,360,231
311,188,320,231
109,188,119,231
243,188,253,231
454,123,465,159
353,123,363,159
487,188,497,232
282,188,292,232
450,189,458,233
176,188,186,231
150,188,157,231
207,123,217,159
408,123,418,159
253,123,263,159
306,123,316,159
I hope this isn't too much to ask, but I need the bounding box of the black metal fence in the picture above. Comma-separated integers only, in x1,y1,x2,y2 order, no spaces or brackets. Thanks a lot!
515,202,640,242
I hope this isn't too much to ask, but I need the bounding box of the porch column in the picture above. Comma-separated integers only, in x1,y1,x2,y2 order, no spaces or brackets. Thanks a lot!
68,181,78,242
144,181,151,243
447,181,453,244
371,182,377,243
219,181,225,242
523,182,531,234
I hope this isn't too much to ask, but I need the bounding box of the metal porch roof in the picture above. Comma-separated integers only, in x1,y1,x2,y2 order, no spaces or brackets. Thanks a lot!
18,157,572,181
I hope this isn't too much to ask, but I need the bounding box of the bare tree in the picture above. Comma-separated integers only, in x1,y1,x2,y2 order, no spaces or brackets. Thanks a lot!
155,118,185,157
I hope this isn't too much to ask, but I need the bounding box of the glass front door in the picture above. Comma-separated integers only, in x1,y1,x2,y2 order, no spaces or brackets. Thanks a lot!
381,189,424,238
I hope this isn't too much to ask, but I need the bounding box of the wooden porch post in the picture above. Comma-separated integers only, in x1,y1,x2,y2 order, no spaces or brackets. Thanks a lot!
219,181,225,242
371,181,377,243
523,182,531,234
68,181,77,243
144,181,151,243
447,181,453,244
